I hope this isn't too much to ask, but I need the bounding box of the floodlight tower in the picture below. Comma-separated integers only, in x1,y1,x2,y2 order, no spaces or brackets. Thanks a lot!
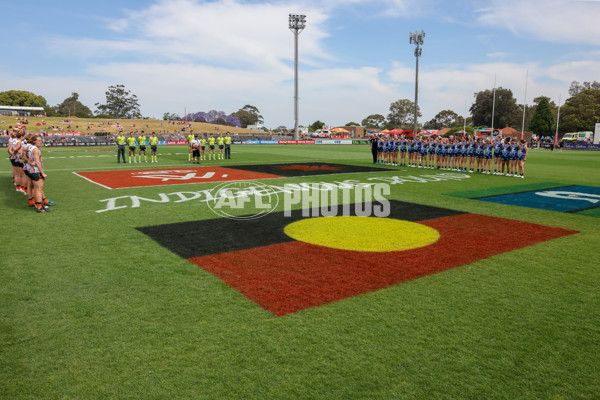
289,14,306,140
410,30,425,137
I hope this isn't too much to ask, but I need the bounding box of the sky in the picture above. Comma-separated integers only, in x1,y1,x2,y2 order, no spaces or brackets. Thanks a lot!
3,0,600,129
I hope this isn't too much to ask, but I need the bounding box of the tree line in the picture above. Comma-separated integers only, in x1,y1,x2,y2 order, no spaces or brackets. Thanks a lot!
350,82,600,137
2,80,599,136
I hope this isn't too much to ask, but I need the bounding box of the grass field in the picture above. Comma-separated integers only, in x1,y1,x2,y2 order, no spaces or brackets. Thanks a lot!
1,144,599,399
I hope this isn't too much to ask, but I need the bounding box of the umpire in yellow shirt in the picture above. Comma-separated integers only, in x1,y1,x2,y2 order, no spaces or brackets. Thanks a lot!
224,132,232,159
116,133,126,163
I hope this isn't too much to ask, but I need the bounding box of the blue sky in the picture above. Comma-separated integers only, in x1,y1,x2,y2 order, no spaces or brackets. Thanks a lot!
3,0,600,128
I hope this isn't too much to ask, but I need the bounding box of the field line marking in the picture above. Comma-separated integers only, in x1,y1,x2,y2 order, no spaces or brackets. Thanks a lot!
0,159,300,174
72,172,114,190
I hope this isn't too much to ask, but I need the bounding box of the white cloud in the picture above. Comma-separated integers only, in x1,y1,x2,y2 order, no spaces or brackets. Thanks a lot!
476,0,600,46
4,0,600,128
486,52,510,59
386,59,597,122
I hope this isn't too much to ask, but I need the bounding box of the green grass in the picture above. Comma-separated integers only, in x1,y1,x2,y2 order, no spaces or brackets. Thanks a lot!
1,145,599,399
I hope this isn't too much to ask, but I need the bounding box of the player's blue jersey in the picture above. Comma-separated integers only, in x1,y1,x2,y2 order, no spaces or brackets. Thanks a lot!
494,140,502,154
484,144,493,157
510,143,518,157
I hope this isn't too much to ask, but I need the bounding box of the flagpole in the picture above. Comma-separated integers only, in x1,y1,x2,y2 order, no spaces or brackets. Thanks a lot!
491,73,497,137
554,94,562,149
521,70,528,140
464,99,467,137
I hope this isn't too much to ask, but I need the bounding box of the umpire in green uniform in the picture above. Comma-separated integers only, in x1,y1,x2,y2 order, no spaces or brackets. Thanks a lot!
116,133,126,163
224,132,232,159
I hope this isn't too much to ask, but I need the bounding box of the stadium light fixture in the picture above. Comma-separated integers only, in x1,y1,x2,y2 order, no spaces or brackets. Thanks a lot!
289,14,306,140
409,30,425,137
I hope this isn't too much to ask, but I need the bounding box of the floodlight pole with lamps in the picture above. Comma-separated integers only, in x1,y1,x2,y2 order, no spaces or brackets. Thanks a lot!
410,30,424,138
289,14,306,140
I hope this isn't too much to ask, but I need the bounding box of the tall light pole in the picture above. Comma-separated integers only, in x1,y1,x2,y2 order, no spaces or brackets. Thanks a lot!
289,14,306,140
410,30,424,137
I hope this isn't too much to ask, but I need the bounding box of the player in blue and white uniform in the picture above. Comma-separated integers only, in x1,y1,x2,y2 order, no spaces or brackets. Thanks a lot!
435,138,443,169
459,138,468,172
517,139,528,178
483,139,493,174
500,137,511,175
419,138,428,168
508,139,519,176
427,137,436,169
382,136,390,165
474,138,484,173
493,136,503,174
376,135,384,164
440,138,449,169
407,139,415,167
399,135,407,167
467,137,476,172
391,135,399,166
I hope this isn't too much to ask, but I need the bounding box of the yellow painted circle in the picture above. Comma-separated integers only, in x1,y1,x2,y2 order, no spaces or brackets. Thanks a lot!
284,216,440,252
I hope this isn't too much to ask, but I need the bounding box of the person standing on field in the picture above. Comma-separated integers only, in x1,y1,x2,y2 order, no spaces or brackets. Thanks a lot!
224,132,232,159
369,134,377,164
149,132,159,163
137,131,147,163
127,132,137,163
116,133,126,163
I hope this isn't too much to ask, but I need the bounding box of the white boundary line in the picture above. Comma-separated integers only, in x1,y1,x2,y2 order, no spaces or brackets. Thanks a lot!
72,172,114,190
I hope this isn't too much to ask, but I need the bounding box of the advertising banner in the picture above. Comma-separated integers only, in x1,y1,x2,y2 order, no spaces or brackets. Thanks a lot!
563,143,600,151
278,140,316,144
242,140,279,144
166,140,189,145
314,139,353,144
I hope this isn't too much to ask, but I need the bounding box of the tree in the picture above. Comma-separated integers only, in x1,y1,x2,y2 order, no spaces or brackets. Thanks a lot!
528,97,555,136
446,125,475,137
345,122,359,126
54,92,92,117
0,90,48,108
232,105,263,128
423,109,463,130
187,110,241,127
95,84,141,119
470,87,520,128
361,114,386,129
559,89,600,133
163,112,180,121
568,81,600,97
309,120,325,132
387,99,420,128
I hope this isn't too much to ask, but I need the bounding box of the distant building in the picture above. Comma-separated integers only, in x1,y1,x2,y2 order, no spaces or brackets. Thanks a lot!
0,105,45,116
247,124,264,131
342,126,365,137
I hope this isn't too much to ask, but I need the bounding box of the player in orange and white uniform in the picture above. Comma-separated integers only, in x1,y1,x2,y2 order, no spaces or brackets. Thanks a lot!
9,131,27,195
26,135,50,213
20,134,35,206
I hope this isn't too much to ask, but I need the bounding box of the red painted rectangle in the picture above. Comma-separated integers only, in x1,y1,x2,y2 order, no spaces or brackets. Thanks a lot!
75,167,283,189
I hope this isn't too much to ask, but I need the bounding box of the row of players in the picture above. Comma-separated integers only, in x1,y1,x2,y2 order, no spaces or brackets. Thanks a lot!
7,131,54,213
186,132,233,164
114,132,234,164
115,132,160,163
373,135,529,177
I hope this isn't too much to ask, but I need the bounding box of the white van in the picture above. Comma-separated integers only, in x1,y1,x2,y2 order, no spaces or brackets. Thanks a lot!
562,131,593,143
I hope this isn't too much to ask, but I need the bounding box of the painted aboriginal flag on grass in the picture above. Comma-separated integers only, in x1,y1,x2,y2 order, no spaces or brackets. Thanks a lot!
137,200,577,316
